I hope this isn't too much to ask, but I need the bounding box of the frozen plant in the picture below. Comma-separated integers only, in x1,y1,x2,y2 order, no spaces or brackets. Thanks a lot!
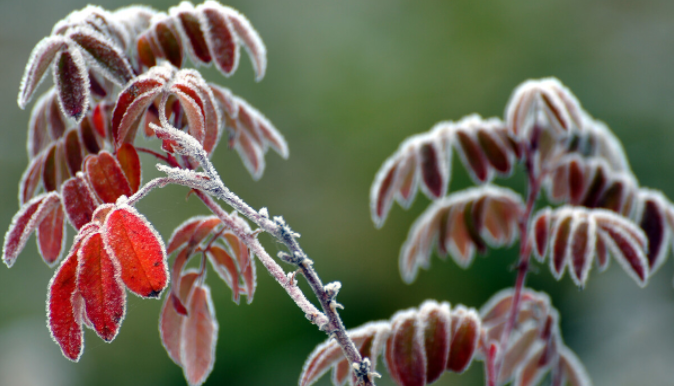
301,79,674,386
4,2,673,386
4,2,375,385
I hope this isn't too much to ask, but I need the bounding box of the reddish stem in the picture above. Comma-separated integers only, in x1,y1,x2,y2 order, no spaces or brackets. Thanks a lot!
135,146,179,167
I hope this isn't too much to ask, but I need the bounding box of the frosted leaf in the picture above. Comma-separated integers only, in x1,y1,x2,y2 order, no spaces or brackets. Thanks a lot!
3,192,61,267
67,26,134,86
53,47,90,122
18,36,69,109
180,283,218,386
218,4,267,80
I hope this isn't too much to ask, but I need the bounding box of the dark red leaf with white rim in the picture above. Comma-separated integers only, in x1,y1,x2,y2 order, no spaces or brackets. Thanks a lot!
111,77,165,147
550,212,573,279
116,143,142,193
386,310,426,386
455,130,489,183
36,202,66,266
53,47,90,122
18,36,68,109
77,232,125,342
419,142,446,199
47,246,83,361
67,27,134,86
79,116,102,155
62,174,98,230
3,192,61,267
568,216,596,287
531,208,551,262
103,205,168,297
173,4,212,64
180,284,218,386
64,129,84,175
207,245,240,304
419,301,451,384
225,7,267,81
85,151,133,203
446,307,480,373
636,191,670,273
200,3,238,76
155,19,184,68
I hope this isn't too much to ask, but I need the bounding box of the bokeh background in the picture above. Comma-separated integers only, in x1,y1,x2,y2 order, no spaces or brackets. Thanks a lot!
1,0,674,385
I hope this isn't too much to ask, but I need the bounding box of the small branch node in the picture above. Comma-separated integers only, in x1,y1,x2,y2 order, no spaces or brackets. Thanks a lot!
353,358,379,384
259,207,269,218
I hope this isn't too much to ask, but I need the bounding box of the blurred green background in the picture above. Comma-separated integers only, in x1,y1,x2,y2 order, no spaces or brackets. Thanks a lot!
1,0,673,385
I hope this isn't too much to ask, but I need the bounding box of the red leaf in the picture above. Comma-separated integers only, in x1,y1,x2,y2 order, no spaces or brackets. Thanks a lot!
637,191,669,272
386,310,426,386
568,216,596,287
581,166,607,208
225,8,267,80
111,77,164,147
455,130,489,183
180,284,218,386
568,159,585,204
167,216,221,255
419,142,446,199
47,247,84,361
92,103,108,138
62,174,98,229
68,27,134,85
64,129,84,175
42,143,58,192
550,212,573,279
79,116,102,154
36,203,66,266
419,301,451,384
53,48,90,122
116,143,142,193
19,154,45,205
200,3,238,76
27,92,52,158
235,129,265,180
223,232,255,303
446,307,480,373
18,36,68,109
3,192,61,267
77,232,125,341
371,158,398,228
85,151,133,203
136,33,158,68
174,5,212,64
207,245,240,304
171,87,205,144
531,208,551,262
103,205,168,297
160,270,200,365
477,129,512,175
600,226,648,286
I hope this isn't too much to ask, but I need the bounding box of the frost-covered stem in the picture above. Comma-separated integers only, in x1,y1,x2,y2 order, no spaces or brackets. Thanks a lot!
151,124,374,385
194,190,329,326
496,126,543,381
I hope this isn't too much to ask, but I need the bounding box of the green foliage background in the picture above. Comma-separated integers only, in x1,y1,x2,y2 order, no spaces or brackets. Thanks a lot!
0,1,673,385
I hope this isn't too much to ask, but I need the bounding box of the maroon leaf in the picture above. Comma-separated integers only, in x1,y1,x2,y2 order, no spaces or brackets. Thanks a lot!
581,166,607,208
446,306,480,373
77,232,125,341
568,159,585,204
116,143,142,193
53,48,90,122
36,202,66,266
371,158,398,228
173,4,212,64
180,284,218,386
64,129,84,175
599,226,648,286
477,129,512,175
531,208,551,262
225,8,267,80
62,174,98,229
79,116,102,154
419,301,451,384
223,232,256,303
568,215,596,287
68,27,134,85
18,36,68,109
207,245,240,304
103,205,168,297
19,154,44,205
550,211,573,279
637,191,670,272
419,142,446,199
200,3,238,76
111,77,165,147
42,143,58,192
85,151,133,203
47,246,83,361
136,33,158,68
455,130,489,183
155,19,184,68
386,310,426,386
167,216,222,255
3,192,61,267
